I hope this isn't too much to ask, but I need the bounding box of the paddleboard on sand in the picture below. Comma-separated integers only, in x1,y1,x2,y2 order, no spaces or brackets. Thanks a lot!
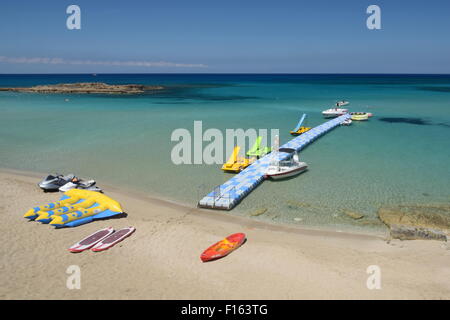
200,233,246,262
91,227,135,252
69,227,114,253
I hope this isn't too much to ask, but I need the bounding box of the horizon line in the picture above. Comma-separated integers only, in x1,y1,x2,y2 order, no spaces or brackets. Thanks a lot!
1,72,450,76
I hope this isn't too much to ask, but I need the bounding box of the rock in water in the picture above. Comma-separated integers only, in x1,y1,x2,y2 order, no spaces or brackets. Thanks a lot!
390,224,447,241
378,205,450,241
342,209,364,220
0,82,165,94
250,208,267,216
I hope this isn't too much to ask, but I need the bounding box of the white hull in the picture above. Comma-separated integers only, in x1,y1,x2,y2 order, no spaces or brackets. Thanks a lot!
59,180,101,192
322,113,347,118
336,101,349,107
265,164,308,180
322,108,348,118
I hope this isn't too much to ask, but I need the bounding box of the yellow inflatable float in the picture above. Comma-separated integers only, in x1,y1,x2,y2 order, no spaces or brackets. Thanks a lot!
24,189,123,228
350,112,369,121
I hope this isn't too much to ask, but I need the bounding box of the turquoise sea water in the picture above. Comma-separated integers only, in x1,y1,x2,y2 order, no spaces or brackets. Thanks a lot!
0,74,449,233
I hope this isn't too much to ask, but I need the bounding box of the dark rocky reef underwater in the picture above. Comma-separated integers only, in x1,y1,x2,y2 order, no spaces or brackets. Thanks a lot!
378,204,450,241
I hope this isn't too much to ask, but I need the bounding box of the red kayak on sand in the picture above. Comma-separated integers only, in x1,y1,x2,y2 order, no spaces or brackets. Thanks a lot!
200,233,246,262
68,227,114,253
91,227,135,252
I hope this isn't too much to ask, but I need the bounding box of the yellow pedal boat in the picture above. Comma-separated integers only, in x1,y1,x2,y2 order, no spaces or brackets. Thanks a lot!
222,146,254,173
290,126,311,136
290,113,311,135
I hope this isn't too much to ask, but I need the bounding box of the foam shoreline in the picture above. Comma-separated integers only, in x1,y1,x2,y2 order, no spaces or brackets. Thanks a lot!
0,167,383,239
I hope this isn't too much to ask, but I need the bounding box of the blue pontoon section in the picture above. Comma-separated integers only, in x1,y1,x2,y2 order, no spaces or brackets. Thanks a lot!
197,114,350,210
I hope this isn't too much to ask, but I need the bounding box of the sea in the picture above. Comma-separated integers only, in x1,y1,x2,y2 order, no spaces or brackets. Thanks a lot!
1,74,449,234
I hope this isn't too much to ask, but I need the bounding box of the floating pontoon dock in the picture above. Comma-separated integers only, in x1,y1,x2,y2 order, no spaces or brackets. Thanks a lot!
198,114,351,210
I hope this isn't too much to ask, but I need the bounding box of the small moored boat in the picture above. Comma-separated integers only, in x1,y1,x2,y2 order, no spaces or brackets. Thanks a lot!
336,100,349,107
322,108,348,118
222,146,254,173
246,136,271,158
59,178,102,192
264,147,308,180
290,113,311,136
38,173,75,192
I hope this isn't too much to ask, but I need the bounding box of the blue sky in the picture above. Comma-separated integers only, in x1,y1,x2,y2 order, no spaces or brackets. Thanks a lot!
0,0,449,73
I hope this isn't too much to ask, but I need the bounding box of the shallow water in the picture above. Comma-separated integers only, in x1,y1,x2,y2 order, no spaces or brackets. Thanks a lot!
0,74,449,233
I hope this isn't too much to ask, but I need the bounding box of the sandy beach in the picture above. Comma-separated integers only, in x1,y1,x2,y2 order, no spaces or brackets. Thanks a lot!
0,169,449,300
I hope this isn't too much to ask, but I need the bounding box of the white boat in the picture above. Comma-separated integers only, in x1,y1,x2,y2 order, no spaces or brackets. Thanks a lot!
59,178,102,192
341,119,352,126
264,147,308,180
322,108,349,118
336,100,349,107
